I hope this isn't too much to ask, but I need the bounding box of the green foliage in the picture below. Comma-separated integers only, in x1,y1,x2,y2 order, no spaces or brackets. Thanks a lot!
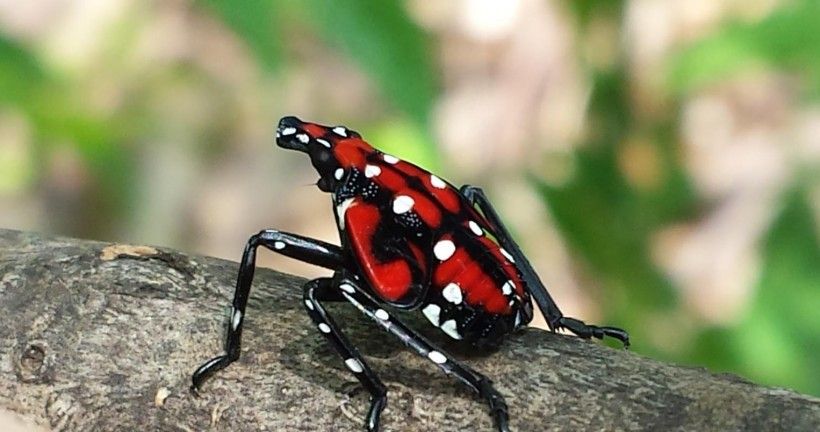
200,0,282,70
301,0,437,128
0,37,45,105
735,190,820,394
551,0,820,394
687,190,820,396
204,0,438,128
202,0,440,162
363,118,439,172
566,0,625,26
665,0,820,395
0,35,136,236
669,0,820,98
536,67,695,351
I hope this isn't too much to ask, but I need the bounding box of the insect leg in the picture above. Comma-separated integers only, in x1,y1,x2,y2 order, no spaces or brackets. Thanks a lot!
191,230,346,392
459,185,629,347
335,273,510,432
304,277,387,432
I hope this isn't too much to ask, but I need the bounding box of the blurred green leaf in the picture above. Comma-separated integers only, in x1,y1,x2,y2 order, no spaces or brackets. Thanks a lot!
303,0,437,128
735,190,820,395
0,36,46,106
200,0,282,70
535,69,695,351
566,0,625,27
687,189,820,397
669,0,820,96
364,119,438,172
0,34,136,237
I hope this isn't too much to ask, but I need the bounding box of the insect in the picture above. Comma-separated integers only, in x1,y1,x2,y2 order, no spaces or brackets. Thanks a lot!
191,116,629,431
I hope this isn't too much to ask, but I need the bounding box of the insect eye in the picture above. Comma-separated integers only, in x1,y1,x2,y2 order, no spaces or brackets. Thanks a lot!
315,149,332,164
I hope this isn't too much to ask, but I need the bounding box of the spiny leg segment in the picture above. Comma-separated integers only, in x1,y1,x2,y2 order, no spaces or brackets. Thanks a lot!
303,277,387,431
333,271,511,432
191,229,345,391
190,226,511,431
459,185,630,347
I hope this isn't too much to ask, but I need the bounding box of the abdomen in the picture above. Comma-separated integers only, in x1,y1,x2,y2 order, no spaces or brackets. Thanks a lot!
421,221,532,347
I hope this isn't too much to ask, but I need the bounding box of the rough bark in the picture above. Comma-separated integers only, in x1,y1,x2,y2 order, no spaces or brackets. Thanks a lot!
0,229,817,432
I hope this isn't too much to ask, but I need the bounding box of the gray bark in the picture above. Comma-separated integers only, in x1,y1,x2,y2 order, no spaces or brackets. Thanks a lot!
0,229,817,431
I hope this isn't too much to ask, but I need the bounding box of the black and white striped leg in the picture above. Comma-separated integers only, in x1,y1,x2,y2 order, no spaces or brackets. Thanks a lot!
459,185,630,347
334,273,510,432
303,277,387,432
191,230,346,392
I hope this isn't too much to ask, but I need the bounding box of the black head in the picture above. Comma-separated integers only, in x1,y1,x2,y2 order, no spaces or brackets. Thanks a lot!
276,116,364,192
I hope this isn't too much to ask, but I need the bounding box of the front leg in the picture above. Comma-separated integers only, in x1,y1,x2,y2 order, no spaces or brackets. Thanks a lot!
191,230,346,392
460,185,629,347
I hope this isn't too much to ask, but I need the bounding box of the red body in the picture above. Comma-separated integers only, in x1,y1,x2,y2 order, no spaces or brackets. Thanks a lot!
298,121,534,345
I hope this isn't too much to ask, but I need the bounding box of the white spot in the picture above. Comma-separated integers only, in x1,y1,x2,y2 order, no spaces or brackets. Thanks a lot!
375,309,389,320
296,133,309,144
427,350,447,364
231,308,242,330
340,283,355,294
364,164,381,178
345,358,363,373
334,168,344,180
332,126,348,137
422,304,441,327
430,175,446,189
382,154,399,164
433,240,456,261
318,323,331,333
281,127,296,136
500,248,515,263
336,198,355,229
274,241,285,250
468,220,483,236
304,299,314,310
442,283,463,304
440,319,462,340
392,195,415,214
275,131,280,138
502,280,515,295
514,312,522,327
317,138,331,148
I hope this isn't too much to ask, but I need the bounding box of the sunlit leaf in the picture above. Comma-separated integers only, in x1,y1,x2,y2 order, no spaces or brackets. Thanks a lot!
364,119,438,172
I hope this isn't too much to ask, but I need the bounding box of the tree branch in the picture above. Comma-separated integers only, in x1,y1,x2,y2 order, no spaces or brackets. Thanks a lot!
0,229,817,431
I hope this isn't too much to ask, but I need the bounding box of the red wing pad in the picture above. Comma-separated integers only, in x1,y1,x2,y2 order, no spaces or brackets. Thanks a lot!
344,200,427,307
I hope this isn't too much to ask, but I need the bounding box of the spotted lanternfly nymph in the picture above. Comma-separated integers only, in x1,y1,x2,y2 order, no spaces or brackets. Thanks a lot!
191,116,629,431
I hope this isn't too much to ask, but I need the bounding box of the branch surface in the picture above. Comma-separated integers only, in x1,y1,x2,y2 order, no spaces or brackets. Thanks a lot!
0,229,817,431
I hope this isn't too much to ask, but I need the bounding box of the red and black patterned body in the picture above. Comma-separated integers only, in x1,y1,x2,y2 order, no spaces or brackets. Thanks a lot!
324,127,534,347
192,116,628,432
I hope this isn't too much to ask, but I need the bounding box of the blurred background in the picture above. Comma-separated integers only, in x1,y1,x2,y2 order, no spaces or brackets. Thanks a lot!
0,0,817,397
